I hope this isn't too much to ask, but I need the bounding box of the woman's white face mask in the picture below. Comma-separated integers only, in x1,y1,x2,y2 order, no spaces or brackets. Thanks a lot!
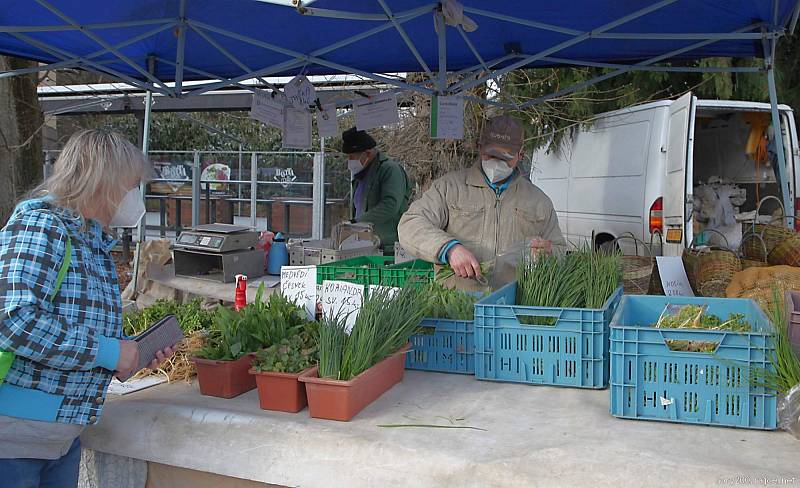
109,187,146,228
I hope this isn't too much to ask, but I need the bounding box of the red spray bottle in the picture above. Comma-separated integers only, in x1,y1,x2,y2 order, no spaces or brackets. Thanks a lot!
234,274,248,311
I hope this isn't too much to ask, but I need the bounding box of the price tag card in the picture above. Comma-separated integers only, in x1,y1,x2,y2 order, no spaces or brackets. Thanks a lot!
280,266,317,320
284,75,316,108
354,91,400,130
250,90,284,128
282,108,312,149
322,280,364,333
430,94,464,140
656,256,695,297
317,103,339,138
368,284,400,299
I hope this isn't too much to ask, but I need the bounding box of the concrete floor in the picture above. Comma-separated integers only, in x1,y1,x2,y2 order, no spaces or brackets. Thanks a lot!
82,372,800,488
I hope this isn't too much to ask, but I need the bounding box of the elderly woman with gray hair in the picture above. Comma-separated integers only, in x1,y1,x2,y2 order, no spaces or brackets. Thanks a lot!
0,129,173,487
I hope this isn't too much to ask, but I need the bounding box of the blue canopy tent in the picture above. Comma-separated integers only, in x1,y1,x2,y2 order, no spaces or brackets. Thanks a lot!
1,0,800,286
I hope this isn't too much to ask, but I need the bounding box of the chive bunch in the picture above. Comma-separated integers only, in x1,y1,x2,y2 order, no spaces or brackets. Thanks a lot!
516,247,620,313
318,286,428,381
422,283,482,321
759,286,800,393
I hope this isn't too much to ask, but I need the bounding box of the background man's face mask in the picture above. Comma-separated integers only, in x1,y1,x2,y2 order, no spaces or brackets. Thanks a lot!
347,153,367,175
481,158,514,183
110,187,146,228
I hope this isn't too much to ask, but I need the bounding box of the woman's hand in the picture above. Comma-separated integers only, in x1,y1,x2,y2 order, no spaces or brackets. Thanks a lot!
114,340,139,379
149,347,175,370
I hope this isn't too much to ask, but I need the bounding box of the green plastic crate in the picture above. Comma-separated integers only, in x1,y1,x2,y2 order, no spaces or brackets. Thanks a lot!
381,259,435,287
316,256,394,286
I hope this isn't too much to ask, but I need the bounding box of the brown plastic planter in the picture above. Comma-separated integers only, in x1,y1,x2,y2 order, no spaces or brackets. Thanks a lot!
249,366,314,413
192,354,256,399
299,344,409,421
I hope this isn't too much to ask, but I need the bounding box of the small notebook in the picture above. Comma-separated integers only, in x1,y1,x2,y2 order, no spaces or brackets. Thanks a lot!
116,315,184,382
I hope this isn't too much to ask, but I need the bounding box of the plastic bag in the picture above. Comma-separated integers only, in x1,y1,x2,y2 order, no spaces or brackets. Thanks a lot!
778,383,800,440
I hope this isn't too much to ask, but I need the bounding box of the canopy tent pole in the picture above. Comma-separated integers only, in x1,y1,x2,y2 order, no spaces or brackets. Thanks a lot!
173,0,187,96
312,138,325,240
435,8,446,93
131,55,156,298
764,30,794,221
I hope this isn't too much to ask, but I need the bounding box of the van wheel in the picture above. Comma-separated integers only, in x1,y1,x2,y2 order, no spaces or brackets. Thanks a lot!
595,234,617,254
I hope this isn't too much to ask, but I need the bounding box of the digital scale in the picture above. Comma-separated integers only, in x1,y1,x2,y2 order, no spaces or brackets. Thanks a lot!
173,224,265,283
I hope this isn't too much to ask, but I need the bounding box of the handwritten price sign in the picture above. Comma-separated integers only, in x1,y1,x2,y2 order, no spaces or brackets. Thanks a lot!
321,280,364,333
280,266,317,319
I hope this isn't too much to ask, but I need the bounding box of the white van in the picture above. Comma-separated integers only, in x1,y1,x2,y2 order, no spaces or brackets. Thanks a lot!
531,93,799,256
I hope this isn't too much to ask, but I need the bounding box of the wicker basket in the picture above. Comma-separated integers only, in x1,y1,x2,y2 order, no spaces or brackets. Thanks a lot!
612,236,654,295
648,261,665,295
739,232,769,270
742,197,794,259
768,234,800,267
692,236,741,297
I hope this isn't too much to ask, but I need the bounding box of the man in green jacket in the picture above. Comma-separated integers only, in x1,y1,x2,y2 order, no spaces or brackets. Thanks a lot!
343,127,412,255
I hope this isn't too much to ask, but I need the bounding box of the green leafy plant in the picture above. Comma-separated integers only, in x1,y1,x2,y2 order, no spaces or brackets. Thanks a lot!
422,283,481,321
196,285,310,361
758,286,800,393
123,298,215,336
318,314,348,379
515,247,619,325
252,335,317,374
318,286,428,381
653,304,752,353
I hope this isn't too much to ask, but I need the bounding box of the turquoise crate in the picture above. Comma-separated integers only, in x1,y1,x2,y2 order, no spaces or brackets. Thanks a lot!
316,256,394,286
381,259,435,288
474,283,623,389
609,295,777,430
406,318,474,374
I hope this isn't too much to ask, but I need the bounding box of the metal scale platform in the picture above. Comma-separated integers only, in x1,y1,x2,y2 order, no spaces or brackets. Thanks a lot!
174,224,265,283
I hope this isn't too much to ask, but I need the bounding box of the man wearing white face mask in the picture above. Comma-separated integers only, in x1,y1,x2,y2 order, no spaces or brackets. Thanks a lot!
342,127,412,255
398,115,565,290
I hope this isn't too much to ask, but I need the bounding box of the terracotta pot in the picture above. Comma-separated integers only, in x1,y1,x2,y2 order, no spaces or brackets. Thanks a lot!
249,366,314,413
192,354,256,399
299,344,409,421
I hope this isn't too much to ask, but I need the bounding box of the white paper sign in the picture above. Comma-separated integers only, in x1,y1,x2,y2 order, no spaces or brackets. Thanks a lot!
282,108,312,149
284,75,316,108
430,95,464,140
280,265,317,320
655,256,695,297
250,90,284,128
354,91,400,130
316,103,339,138
107,376,166,396
368,284,400,299
322,280,364,332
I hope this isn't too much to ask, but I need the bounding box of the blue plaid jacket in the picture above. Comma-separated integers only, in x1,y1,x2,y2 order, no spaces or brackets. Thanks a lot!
0,198,122,425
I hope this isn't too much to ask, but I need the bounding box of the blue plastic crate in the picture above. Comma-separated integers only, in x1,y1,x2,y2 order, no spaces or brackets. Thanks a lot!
406,318,474,374
609,295,777,430
474,283,623,389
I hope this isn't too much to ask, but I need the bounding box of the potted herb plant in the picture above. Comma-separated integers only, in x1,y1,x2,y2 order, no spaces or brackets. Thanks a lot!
192,286,308,399
300,286,427,421
249,335,317,413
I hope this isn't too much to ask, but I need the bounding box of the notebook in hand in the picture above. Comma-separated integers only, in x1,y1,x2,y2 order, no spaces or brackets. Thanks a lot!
116,315,184,382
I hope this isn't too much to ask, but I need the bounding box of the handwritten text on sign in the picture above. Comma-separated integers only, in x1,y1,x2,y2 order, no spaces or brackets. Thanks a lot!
655,256,695,297
280,266,317,320
250,90,284,129
322,280,364,333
